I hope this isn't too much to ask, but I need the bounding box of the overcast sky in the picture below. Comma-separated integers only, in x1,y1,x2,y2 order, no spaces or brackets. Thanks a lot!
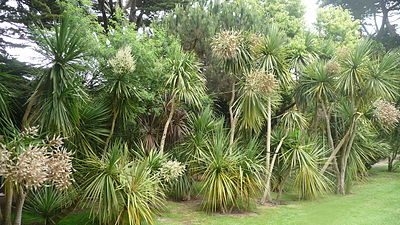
4,0,319,64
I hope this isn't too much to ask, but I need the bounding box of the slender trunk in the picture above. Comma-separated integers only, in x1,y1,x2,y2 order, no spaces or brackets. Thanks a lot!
104,95,119,152
269,131,288,175
98,0,109,33
136,11,144,28
388,149,398,172
276,170,290,201
229,81,236,146
160,99,176,155
320,101,334,150
338,123,357,195
262,97,272,203
373,12,379,33
21,96,36,129
320,101,340,176
13,191,26,225
320,117,356,174
388,156,393,172
4,181,13,225
264,131,288,202
128,0,137,23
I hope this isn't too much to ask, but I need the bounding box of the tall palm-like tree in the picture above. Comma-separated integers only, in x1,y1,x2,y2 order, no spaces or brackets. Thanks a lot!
159,46,206,154
24,17,88,136
296,40,400,194
334,43,399,194
103,46,137,150
211,30,252,145
258,25,292,87
254,26,291,203
294,60,338,174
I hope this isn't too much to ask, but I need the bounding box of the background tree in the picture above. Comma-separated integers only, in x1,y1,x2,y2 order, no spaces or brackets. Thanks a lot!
321,0,400,49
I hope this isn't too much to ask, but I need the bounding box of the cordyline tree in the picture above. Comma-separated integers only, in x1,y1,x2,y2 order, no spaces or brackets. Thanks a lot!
209,25,328,203
159,45,206,154
296,40,400,194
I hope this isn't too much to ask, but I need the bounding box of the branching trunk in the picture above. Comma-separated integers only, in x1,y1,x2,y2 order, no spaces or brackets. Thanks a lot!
320,117,356,174
104,95,119,152
338,124,357,195
13,190,26,225
264,130,288,203
4,181,13,225
377,2,398,38
262,97,272,203
320,101,334,150
160,99,176,155
229,80,237,146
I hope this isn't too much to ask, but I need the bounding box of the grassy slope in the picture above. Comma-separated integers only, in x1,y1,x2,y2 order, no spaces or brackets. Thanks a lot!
157,167,400,225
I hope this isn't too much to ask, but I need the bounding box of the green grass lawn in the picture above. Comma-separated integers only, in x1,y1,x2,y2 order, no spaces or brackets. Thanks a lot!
24,167,399,225
157,167,400,225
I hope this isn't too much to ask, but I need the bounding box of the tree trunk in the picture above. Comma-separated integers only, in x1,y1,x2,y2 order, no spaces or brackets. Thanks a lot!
320,101,340,176
98,0,109,33
262,97,272,203
21,96,36,129
377,3,397,38
264,131,288,203
320,101,334,150
104,95,119,152
4,181,13,225
13,191,26,225
388,156,393,172
320,117,356,174
160,99,176,155
128,0,137,23
276,170,290,201
338,123,357,195
229,81,237,146
387,148,398,172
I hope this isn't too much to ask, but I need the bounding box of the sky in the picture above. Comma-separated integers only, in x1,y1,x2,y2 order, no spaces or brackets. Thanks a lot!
4,0,319,64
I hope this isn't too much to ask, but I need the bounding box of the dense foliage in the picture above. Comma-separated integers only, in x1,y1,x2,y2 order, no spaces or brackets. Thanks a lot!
1,1,400,225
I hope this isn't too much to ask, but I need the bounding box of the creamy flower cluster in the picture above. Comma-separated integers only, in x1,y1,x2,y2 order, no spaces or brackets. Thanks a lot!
211,31,244,61
20,126,39,139
108,46,136,74
245,70,277,96
0,132,73,190
373,100,400,127
159,160,186,182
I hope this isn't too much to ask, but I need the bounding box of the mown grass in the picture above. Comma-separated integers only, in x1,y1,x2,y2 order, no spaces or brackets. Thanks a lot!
22,167,400,225
156,167,400,225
